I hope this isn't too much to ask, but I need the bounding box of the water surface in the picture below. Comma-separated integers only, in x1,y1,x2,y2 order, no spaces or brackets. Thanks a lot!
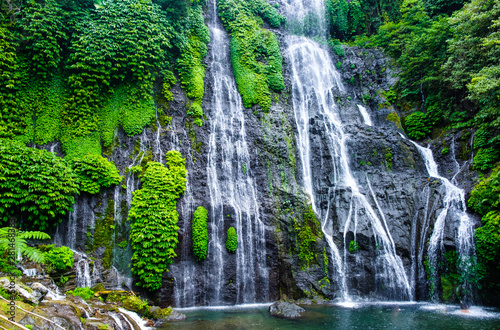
159,303,500,329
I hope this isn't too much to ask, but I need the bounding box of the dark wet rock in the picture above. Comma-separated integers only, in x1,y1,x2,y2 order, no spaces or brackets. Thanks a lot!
269,301,305,318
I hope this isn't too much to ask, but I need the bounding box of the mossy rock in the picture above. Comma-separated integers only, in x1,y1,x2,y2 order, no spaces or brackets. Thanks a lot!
122,295,149,315
91,283,106,292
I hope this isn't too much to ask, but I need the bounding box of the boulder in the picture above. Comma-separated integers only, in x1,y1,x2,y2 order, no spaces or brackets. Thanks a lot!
269,301,305,318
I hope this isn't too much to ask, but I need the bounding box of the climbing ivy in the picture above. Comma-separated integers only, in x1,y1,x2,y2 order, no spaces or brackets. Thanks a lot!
129,152,187,291
0,139,78,230
218,0,285,112
64,0,174,138
192,206,208,261
21,0,68,79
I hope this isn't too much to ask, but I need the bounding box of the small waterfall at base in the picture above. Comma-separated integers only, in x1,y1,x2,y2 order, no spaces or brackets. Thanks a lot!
284,0,411,300
408,139,476,304
73,250,97,288
198,0,268,305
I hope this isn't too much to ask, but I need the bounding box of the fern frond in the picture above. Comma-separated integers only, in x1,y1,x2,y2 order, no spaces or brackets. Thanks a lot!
22,247,46,264
19,231,51,241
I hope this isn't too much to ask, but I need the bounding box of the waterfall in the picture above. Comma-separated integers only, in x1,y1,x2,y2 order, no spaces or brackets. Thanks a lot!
408,139,476,303
357,105,372,126
284,0,411,300
200,0,268,305
73,250,96,288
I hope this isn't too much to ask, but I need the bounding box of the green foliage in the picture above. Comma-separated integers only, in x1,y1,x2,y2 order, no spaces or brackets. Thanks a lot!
441,147,449,155
177,4,210,125
386,112,402,129
404,112,431,140
226,227,237,253
65,0,174,137
423,0,466,17
67,287,95,301
468,164,500,302
91,200,115,269
192,206,208,261
218,0,285,112
333,44,345,57
69,154,121,194
469,165,500,217
373,0,500,171
129,151,187,291
348,240,360,253
22,0,68,78
326,0,402,40
475,211,500,301
0,139,78,230
294,206,322,270
0,227,50,265
385,148,393,170
46,245,74,271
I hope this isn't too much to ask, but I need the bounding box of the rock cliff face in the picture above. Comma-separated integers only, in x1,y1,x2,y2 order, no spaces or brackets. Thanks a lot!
51,1,479,307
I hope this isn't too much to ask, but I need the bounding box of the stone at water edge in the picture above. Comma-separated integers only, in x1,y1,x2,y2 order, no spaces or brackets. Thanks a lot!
269,301,305,318
165,310,187,321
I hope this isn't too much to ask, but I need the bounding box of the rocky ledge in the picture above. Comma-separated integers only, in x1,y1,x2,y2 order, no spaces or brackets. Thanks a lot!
0,277,186,329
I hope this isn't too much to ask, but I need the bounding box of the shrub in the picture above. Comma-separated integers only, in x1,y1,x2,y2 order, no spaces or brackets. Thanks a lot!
129,152,187,290
192,206,208,261
67,287,95,301
333,44,345,57
468,165,500,217
46,246,74,271
473,147,499,171
404,111,431,140
0,139,78,230
69,154,122,194
226,227,237,253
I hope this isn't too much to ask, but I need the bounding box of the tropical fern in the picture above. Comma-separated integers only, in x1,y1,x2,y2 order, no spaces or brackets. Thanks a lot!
0,227,50,264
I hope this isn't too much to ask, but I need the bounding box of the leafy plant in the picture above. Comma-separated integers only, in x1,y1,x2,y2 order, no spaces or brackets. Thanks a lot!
226,227,237,253
348,240,360,253
45,245,74,271
67,287,95,301
192,206,208,261
129,151,187,290
69,154,122,194
0,139,78,230
404,111,431,140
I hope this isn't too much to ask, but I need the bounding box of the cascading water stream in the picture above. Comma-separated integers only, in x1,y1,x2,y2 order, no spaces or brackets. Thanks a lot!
181,0,269,305
357,105,372,126
407,138,476,303
284,0,411,300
